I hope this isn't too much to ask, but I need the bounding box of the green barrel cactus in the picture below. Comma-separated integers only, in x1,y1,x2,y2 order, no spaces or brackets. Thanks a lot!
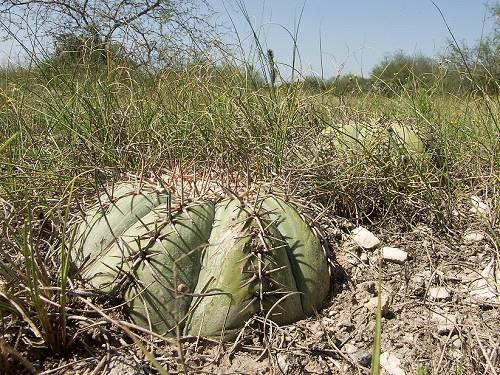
321,121,426,155
73,179,330,339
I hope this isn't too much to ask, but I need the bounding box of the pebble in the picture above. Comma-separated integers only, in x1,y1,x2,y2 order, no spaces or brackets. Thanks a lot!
359,281,377,295
401,333,414,345
344,344,372,367
381,247,408,264
463,230,485,244
469,195,491,216
337,320,355,331
428,287,451,301
365,293,391,315
469,259,500,304
352,349,372,367
380,352,405,375
351,226,381,249
309,321,324,339
276,353,289,373
451,335,462,348
431,312,457,335
344,343,357,354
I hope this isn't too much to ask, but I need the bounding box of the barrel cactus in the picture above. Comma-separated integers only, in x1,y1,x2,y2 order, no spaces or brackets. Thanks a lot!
73,177,331,339
321,120,426,156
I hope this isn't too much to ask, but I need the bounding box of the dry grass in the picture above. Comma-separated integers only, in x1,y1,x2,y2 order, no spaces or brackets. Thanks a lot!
0,58,498,373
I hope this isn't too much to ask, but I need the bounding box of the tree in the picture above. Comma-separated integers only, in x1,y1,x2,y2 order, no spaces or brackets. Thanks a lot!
444,3,499,94
0,0,219,67
370,51,438,95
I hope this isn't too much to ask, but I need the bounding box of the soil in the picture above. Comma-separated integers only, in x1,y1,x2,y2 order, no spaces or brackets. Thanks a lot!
2,199,499,375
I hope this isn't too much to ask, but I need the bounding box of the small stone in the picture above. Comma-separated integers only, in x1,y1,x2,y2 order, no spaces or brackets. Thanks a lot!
380,352,405,375
277,353,289,373
451,349,463,360
428,287,451,301
352,349,372,367
401,333,414,345
469,195,491,216
344,343,357,354
381,247,408,264
431,312,457,335
365,293,391,315
359,281,377,295
352,226,381,250
337,320,355,331
369,255,379,265
469,259,500,304
463,230,485,244
344,344,372,367
451,336,462,348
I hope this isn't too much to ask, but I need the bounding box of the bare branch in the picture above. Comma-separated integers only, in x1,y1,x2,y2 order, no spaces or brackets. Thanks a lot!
0,0,220,67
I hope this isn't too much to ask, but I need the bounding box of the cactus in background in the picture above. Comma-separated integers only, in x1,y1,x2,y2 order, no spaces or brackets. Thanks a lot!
321,120,426,156
73,177,330,339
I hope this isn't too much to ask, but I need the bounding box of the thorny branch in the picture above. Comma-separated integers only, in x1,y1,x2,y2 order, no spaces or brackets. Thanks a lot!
0,0,222,66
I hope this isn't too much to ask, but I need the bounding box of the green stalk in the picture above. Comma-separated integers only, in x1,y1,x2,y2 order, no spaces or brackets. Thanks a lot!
58,179,76,351
371,261,383,375
0,131,19,154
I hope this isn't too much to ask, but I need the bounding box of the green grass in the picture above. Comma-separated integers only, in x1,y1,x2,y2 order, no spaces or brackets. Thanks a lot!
0,55,498,372
371,261,383,375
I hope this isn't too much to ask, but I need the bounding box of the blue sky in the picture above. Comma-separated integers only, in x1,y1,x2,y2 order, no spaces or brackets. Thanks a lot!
210,0,497,78
1,0,497,78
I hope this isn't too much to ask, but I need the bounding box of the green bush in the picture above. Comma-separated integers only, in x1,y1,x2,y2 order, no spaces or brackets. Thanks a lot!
370,51,438,95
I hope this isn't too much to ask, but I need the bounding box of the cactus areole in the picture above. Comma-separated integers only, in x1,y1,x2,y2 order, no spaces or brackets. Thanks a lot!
73,177,330,339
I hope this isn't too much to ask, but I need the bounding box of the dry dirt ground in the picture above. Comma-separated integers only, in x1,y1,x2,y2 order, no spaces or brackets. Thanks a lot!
2,196,499,375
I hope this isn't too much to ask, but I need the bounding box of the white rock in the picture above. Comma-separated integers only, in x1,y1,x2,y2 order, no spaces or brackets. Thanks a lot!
451,336,462,348
107,356,144,375
431,312,457,335
380,352,405,375
351,226,381,249
277,353,289,373
469,259,500,304
463,230,485,244
365,293,391,315
469,195,491,216
337,319,354,330
381,247,408,264
344,343,358,354
428,287,451,301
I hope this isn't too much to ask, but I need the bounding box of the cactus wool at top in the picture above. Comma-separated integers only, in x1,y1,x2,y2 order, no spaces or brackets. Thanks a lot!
73,176,331,339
